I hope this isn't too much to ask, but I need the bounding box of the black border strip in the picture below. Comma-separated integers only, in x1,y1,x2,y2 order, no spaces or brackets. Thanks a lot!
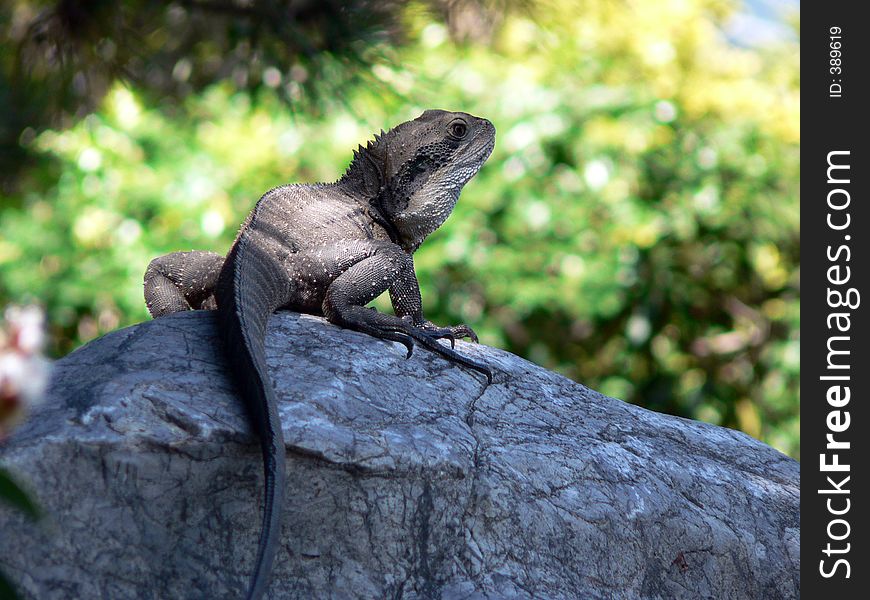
802,3,869,596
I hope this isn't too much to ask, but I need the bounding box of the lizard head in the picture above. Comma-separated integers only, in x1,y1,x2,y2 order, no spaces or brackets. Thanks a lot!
344,109,496,252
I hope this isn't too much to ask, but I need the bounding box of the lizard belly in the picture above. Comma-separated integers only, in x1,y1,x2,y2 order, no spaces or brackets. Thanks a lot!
279,247,347,314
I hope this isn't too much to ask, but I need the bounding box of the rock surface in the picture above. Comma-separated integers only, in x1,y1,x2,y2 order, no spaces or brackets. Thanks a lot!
0,310,799,599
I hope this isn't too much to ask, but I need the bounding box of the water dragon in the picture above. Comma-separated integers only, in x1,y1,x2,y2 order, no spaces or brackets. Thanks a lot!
143,109,495,598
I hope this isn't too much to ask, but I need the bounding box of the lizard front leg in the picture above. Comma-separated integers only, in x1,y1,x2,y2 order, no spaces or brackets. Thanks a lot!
388,259,479,348
320,242,491,382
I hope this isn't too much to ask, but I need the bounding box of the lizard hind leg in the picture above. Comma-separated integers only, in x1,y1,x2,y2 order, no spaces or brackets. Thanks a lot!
144,250,225,318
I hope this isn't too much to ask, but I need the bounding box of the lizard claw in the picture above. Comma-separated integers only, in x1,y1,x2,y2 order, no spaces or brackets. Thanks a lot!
451,324,478,344
423,328,455,348
405,327,491,383
391,333,415,358
383,332,415,358
350,321,415,358
420,321,478,346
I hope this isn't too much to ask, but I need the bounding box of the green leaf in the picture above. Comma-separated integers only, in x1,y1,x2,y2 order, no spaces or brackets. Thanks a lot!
0,569,22,600
0,468,41,521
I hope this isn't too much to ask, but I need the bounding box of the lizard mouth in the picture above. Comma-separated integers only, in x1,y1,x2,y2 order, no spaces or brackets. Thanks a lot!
462,133,496,171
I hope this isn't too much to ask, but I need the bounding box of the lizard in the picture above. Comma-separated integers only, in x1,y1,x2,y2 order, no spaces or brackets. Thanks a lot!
142,109,495,600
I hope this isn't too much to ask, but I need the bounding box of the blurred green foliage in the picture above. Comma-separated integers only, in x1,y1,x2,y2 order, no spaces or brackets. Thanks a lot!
0,0,800,456
0,0,461,185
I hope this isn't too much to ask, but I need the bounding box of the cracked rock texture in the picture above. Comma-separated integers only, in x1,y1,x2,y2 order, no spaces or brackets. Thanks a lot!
1,311,799,599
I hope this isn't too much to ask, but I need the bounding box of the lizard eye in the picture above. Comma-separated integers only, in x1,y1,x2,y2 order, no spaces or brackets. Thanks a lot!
449,121,468,139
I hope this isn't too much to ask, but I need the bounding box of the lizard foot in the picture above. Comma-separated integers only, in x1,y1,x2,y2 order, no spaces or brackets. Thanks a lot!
345,317,491,383
326,304,491,382
403,324,491,383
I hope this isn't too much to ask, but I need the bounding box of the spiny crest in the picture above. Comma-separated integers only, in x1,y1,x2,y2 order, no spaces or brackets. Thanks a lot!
343,126,402,184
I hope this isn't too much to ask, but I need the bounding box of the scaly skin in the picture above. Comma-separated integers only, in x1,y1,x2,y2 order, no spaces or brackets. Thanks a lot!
144,110,495,599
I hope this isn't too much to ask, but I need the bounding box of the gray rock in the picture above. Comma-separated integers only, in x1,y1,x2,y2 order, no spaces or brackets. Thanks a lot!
0,311,799,599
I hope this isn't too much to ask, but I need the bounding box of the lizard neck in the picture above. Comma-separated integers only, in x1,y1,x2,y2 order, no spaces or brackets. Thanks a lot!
336,154,384,202
336,125,400,199
333,176,405,250
335,128,411,251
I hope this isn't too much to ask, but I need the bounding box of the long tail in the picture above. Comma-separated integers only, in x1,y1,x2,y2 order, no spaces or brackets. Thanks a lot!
216,238,288,600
